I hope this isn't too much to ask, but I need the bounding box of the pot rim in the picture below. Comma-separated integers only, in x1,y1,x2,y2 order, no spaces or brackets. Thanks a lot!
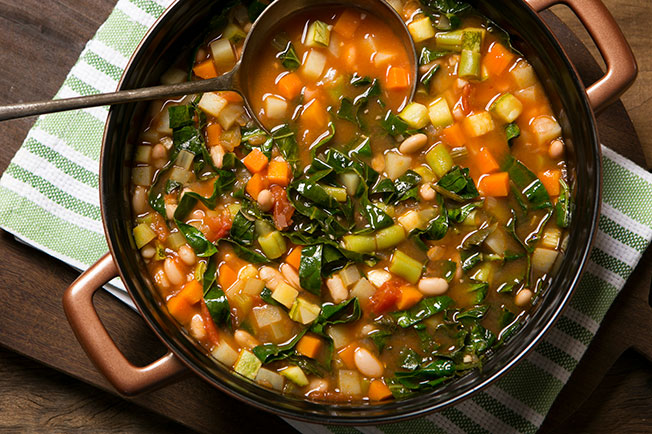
98,0,602,424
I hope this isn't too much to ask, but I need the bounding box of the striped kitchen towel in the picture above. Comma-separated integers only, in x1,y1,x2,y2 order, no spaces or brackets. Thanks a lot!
1,0,651,433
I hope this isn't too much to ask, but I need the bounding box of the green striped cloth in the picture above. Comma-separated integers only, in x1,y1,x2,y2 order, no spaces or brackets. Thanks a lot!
0,1,650,432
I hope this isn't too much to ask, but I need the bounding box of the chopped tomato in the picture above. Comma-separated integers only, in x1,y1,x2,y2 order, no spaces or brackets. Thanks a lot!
270,185,295,230
200,300,221,347
151,211,170,242
369,279,403,314
205,211,232,242
461,83,472,115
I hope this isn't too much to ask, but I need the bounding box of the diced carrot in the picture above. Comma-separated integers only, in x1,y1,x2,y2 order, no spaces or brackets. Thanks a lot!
206,123,223,147
386,66,410,90
483,42,516,77
440,123,466,148
277,73,303,100
337,343,357,369
475,147,500,174
246,172,269,200
167,295,194,324
200,300,221,346
368,379,393,401
218,91,243,103
333,10,361,39
285,246,302,270
179,279,203,304
300,98,327,130
396,286,423,310
296,334,323,359
268,160,291,187
193,59,218,79
539,169,561,196
218,262,238,290
242,148,269,174
478,172,510,197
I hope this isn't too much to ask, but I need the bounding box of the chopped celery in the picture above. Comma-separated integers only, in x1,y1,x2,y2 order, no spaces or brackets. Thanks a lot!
223,23,246,43
167,231,187,250
399,102,429,129
375,225,407,250
255,219,275,237
281,365,309,387
133,223,156,249
435,30,463,51
413,165,435,183
243,278,266,296
338,265,361,287
194,261,207,281
272,282,299,309
210,39,236,70
426,143,454,178
131,166,153,186
449,146,468,162
306,20,331,47
234,349,262,379
168,166,192,184
133,145,152,164
470,262,493,283
389,250,423,284
154,243,166,261
227,204,241,219
176,149,195,170
342,234,376,253
338,172,360,196
428,97,454,128
288,297,321,324
461,29,485,52
408,16,436,42
375,201,395,217
258,231,287,259
322,185,348,202
491,93,523,123
541,227,561,250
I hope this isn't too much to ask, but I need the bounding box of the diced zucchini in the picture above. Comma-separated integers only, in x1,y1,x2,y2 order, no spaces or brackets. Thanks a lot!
223,23,247,43
176,149,195,170
252,305,284,328
413,165,435,183
385,151,413,180
133,223,156,249
198,92,228,117
234,349,262,380
399,102,429,129
375,225,407,250
426,143,454,178
338,369,362,396
131,166,152,187
541,228,562,250
350,278,376,300
301,49,327,81
167,231,187,250
217,103,246,130
470,262,493,283
531,115,562,145
532,247,558,274
342,234,376,253
338,172,360,196
264,95,288,120
272,282,299,309
511,61,538,88
243,278,266,296
389,250,423,284
255,368,285,391
339,265,361,287
280,365,309,387
484,230,506,254
323,185,348,202
211,341,239,366
490,93,523,123
435,30,464,51
289,297,321,324
408,16,435,43
397,210,425,233
210,38,236,70
428,97,454,128
463,111,495,137
258,231,287,259
306,20,331,47
154,243,167,261
133,145,152,164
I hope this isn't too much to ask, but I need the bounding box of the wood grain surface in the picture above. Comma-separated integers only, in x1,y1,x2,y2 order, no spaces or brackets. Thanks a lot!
0,0,651,433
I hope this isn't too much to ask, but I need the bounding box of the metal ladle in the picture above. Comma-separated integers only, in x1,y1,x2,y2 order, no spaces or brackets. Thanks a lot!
0,0,417,126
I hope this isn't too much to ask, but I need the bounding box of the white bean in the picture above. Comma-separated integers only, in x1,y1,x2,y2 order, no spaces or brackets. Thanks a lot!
132,186,148,214
234,329,260,349
190,314,206,339
257,189,274,212
354,347,384,378
141,245,156,259
280,263,301,289
399,133,428,154
165,203,177,220
326,275,348,304
210,145,225,169
178,245,197,266
308,378,329,393
420,184,435,201
152,143,167,160
259,266,284,290
515,288,534,307
359,324,377,337
164,257,185,286
418,277,449,296
154,269,170,290
548,139,564,159
427,245,445,261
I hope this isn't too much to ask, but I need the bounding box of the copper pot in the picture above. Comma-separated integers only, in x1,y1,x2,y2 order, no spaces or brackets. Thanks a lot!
63,0,636,424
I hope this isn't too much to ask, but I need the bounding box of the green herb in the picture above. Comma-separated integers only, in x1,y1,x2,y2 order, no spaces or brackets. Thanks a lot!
505,122,520,144
299,244,323,295
275,41,301,71
419,47,450,65
204,286,231,327
420,64,440,91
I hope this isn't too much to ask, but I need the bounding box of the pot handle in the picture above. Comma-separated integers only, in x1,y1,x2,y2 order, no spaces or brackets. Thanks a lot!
526,0,637,113
63,253,186,396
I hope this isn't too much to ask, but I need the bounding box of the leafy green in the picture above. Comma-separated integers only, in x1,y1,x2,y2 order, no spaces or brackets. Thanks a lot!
556,178,572,228
505,122,520,144
275,41,300,71
260,287,284,308
456,304,489,320
360,196,394,230
392,296,454,328
393,359,455,390
311,121,336,158
247,0,267,21
370,329,394,353
371,170,422,205
204,286,231,327
310,297,362,335
222,239,270,264
435,166,479,201
420,64,440,91
448,201,483,223
350,73,373,87
336,79,381,129
229,210,255,246
299,244,323,295
252,329,308,364
503,156,552,210
399,348,421,371
271,124,300,172
460,250,483,271
202,257,218,295
419,47,450,65
380,111,411,137
465,324,495,354
350,137,372,158
168,105,195,129
423,0,470,14
461,223,497,250
174,171,236,220
175,220,217,257
467,282,489,304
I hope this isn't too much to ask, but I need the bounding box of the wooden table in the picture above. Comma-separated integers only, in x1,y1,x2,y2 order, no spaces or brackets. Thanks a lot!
1,0,651,432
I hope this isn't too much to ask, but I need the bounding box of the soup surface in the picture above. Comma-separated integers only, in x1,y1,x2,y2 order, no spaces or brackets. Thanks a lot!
130,0,572,402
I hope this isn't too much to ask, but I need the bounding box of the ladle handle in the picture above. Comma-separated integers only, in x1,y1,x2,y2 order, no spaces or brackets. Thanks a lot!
0,64,239,122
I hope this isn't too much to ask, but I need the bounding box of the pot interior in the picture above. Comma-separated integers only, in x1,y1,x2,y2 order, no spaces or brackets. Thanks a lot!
101,0,600,423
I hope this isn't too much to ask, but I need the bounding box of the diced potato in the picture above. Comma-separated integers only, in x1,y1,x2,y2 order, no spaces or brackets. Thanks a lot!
211,341,239,367
463,111,495,137
255,368,285,391
350,278,375,300
301,49,327,81
384,151,412,180
338,172,360,196
532,247,559,274
155,109,173,135
510,61,538,88
271,282,299,309
252,305,284,328
531,115,562,145
338,369,362,396
338,265,361,288
408,16,435,43
399,102,429,129
198,92,228,118
218,103,246,130
210,38,236,70
397,209,424,233
264,95,288,120
327,324,351,349
515,85,540,104
243,278,266,296
373,52,396,68
428,97,454,128
367,269,392,288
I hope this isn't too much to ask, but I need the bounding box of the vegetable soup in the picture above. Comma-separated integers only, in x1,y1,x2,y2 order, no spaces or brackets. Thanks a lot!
130,0,572,402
